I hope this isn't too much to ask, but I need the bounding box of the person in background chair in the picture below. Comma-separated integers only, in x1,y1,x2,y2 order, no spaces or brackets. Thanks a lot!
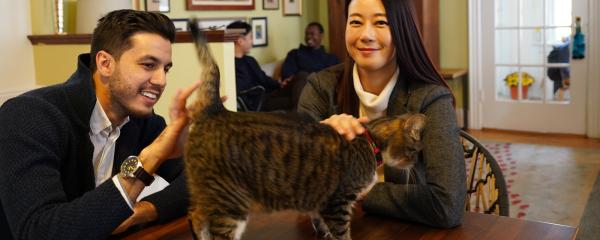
281,22,340,111
281,22,339,80
0,10,198,239
227,21,290,111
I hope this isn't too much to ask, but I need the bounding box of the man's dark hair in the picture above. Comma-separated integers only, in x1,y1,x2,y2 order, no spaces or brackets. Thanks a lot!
307,22,324,33
226,21,252,36
90,9,176,73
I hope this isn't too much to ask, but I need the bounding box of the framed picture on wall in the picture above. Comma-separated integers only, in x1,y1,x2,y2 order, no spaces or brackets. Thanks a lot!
251,17,268,47
263,0,279,10
196,17,247,30
283,0,301,16
171,18,189,32
187,0,255,10
145,0,170,12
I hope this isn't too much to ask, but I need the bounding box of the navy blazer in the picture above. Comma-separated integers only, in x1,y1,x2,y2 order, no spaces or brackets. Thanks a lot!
0,54,189,240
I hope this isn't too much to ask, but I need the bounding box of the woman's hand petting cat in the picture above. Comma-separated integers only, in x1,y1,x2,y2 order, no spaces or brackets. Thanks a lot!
321,114,369,141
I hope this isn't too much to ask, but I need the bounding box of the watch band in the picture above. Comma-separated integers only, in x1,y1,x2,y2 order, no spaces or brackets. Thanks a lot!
133,166,155,186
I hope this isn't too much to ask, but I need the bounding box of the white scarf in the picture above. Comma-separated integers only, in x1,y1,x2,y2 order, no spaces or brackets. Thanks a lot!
352,64,399,119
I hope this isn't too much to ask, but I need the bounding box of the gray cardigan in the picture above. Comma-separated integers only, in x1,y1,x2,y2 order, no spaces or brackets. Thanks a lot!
297,64,466,228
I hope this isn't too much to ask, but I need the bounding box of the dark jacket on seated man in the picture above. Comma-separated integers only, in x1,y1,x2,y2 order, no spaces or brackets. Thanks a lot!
235,55,281,111
227,20,286,112
281,44,339,80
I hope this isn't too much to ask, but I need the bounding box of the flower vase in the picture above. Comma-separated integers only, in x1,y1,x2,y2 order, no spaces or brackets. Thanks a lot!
510,86,529,100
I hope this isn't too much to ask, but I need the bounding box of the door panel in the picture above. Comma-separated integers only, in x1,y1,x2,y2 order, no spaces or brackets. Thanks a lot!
482,0,587,134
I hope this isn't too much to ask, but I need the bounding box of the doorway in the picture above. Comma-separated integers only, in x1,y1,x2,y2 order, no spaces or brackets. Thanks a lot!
475,0,589,134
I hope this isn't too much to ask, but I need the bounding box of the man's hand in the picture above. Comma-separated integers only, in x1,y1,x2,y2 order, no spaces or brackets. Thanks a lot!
116,80,202,212
321,114,369,141
279,76,293,88
112,201,158,235
140,80,202,170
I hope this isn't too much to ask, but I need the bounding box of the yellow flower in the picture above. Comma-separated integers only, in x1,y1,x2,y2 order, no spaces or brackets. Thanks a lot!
504,72,535,87
521,72,534,86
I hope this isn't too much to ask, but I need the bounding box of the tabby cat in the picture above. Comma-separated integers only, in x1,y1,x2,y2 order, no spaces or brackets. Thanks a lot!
184,19,426,240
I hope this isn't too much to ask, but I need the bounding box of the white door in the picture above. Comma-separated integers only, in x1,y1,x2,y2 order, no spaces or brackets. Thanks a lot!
480,0,588,134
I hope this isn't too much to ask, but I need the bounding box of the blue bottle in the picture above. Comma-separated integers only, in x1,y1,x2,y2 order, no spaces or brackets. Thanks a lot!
572,17,585,59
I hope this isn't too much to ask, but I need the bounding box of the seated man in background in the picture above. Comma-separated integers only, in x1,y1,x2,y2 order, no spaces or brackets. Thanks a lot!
0,10,195,239
281,22,339,80
227,21,290,111
281,22,339,110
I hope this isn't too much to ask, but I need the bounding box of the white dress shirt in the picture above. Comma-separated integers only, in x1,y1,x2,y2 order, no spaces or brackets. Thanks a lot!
89,99,134,209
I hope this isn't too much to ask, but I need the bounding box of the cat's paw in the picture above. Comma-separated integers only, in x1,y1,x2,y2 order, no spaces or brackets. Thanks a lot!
310,216,331,238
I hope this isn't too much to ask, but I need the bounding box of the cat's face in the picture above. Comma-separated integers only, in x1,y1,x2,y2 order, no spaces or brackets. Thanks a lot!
371,113,426,169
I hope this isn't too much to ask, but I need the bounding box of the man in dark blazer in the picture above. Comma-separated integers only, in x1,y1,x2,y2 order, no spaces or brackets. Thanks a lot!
0,10,198,239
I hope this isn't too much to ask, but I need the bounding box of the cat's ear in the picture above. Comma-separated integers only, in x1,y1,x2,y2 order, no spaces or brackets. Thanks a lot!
402,113,426,150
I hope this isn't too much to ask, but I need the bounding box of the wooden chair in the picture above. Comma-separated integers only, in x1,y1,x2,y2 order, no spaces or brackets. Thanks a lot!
460,130,509,216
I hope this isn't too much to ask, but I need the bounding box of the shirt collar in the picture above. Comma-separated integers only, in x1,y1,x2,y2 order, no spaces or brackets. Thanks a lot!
90,99,130,135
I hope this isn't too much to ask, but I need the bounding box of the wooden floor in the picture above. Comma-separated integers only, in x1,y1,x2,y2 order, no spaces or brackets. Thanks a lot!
467,129,600,149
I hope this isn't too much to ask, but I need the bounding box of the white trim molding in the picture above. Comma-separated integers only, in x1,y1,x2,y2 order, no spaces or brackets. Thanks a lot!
469,0,599,136
468,0,483,130
587,0,600,138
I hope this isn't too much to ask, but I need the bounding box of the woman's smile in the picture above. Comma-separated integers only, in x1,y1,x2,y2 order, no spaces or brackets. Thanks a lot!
357,47,380,54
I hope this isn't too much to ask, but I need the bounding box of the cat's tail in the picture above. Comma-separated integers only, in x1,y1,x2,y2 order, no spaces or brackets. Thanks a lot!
189,18,224,115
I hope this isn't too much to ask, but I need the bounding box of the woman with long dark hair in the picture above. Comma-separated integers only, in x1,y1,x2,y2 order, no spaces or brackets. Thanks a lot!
298,0,465,227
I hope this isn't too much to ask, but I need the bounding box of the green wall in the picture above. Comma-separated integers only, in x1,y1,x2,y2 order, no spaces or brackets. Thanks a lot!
439,0,469,111
439,0,469,69
158,0,323,63
29,0,468,70
28,0,470,90
30,0,327,65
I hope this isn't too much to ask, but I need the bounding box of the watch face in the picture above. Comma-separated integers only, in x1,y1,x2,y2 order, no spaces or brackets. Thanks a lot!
120,156,139,177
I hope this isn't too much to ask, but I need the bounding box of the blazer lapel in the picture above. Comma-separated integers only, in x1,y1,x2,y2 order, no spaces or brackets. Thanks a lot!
388,74,410,116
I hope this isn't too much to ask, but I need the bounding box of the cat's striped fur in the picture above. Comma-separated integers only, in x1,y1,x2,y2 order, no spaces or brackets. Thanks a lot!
185,19,425,240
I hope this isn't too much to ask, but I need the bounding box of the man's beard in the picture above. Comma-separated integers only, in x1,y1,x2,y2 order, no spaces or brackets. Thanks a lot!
108,70,152,119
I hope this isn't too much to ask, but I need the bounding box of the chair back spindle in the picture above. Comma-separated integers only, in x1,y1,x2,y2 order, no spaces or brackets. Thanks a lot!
460,130,509,216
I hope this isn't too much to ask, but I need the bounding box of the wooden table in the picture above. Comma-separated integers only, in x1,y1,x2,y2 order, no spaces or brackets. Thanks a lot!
124,207,577,240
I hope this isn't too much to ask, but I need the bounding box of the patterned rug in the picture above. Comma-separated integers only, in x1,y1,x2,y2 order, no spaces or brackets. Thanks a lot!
483,142,600,227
